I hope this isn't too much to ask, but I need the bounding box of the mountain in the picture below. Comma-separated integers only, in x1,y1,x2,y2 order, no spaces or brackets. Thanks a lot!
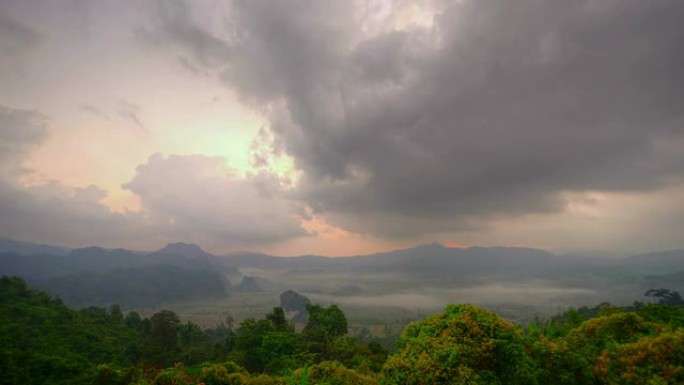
66,247,143,273
221,251,331,269
3,238,684,312
0,241,230,309
157,242,214,258
235,275,265,292
218,243,564,282
625,249,684,274
215,243,684,308
3,238,674,286
0,243,220,280
36,264,228,308
0,238,71,256
341,244,561,277
280,290,311,323
0,252,73,279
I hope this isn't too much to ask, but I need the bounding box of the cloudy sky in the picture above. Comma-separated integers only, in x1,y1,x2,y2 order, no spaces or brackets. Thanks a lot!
1,0,683,256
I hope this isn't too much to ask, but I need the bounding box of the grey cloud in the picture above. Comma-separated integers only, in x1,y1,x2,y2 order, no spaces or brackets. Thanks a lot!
0,105,48,177
209,0,684,236
0,180,150,249
137,0,231,68
0,104,151,248
0,8,43,82
0,103,307,250
177,55,206,76
142,0,352,106
79,104,111,121
123,154,307,245
116,99,146,129
219,0,352,107
140,0,684,237
0,11,43,53
0,151,309,250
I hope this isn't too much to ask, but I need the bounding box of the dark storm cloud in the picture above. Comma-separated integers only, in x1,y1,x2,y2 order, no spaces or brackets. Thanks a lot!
219,0,351,106
137,0,231,67
145,0,684,236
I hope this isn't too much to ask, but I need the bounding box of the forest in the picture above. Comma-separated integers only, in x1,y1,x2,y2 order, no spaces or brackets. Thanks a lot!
2,275,683,385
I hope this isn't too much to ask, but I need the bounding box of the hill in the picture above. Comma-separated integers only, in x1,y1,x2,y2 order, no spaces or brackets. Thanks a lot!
36,264,228,308
2,239,684,315
0,238,71,256
0,243,230,308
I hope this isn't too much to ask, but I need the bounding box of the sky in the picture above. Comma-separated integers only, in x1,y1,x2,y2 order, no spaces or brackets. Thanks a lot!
1,0,684,256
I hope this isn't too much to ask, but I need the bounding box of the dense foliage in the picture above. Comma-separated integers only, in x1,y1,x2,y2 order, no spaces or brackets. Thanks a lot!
384,304,537,384
2,276,684,384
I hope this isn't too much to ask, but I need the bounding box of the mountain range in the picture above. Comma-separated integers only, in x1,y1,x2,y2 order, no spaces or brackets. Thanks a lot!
1,238,683,312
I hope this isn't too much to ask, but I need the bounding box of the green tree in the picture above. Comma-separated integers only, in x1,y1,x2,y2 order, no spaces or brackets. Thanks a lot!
150,310,181,351
125,311,143,330
646,289,684,306
301,304,351,363
383,304,537,385
267,307,292,333
0,276,141,384
303,304,347,338
564,310,660,356
232,308,298,374
147,310,181,365
109,304,124,323
593,328,684,384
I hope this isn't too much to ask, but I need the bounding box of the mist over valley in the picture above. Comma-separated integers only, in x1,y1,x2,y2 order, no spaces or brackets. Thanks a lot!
3,239,682,329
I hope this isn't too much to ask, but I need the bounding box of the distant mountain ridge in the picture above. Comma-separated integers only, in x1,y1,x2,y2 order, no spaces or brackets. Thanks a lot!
218,243,563,282
2,237,683,263
157,242,214,258
2,240,684,280
0,241,230,309
2,238,684,310
0,238,71,256
626,249,684,274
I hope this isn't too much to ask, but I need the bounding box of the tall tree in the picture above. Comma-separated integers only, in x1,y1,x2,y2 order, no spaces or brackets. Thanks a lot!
149,310,180,352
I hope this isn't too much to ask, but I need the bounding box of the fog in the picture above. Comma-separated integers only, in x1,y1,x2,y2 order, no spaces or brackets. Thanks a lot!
308,282,598,312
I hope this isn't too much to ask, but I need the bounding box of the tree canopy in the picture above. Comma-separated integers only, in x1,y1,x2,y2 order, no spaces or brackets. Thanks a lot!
2,276,684,385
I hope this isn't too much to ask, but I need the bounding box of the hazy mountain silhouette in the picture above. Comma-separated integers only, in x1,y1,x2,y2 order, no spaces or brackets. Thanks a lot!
2,238,684,310
157,242,213,258
0,238,71,256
